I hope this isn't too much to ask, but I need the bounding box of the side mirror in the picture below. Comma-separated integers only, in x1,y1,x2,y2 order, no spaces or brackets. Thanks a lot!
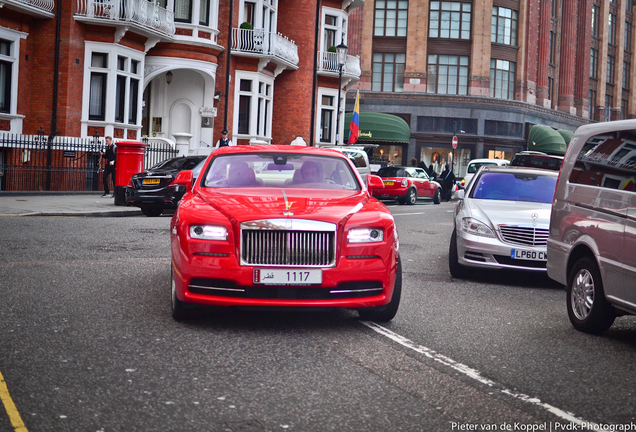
366,174,384,193
174,170,194,191
455,189,465,200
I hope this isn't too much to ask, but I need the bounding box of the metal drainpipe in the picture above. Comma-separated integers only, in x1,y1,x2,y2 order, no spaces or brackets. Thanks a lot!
309,0,321,147
223,0,234,134
47,0,63,190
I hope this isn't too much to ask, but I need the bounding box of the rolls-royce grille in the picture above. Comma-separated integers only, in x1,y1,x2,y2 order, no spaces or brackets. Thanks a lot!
242,230,336,267
498,225,549,246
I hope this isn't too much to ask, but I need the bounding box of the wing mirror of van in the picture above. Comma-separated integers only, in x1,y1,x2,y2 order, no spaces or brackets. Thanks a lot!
173,170,194,191
455,189,465,200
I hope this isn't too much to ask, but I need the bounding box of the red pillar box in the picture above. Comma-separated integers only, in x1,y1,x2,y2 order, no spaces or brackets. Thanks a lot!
114,140,147,206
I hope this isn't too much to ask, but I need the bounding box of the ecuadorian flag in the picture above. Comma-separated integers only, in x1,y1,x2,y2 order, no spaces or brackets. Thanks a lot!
347,90,360,145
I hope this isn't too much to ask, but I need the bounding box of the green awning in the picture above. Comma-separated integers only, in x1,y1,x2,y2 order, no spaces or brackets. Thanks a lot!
344,112,410,144
556,129,573,146
527,125,567,155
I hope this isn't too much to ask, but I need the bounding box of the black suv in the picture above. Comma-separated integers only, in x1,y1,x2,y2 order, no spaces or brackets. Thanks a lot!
510,151,564,171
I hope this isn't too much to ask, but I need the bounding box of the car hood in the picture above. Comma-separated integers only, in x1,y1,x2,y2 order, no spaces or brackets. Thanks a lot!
191,188,382,225
464,199,552,228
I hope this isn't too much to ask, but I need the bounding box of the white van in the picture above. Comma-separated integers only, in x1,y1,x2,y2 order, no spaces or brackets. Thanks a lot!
547,119,636,333
318,146,372,184
461,158,510,188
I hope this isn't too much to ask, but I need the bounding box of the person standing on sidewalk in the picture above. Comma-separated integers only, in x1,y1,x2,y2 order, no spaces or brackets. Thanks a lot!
214,130,234,148
101,136,116,197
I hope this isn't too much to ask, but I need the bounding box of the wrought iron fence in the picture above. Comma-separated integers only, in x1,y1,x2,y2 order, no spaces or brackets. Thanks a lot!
0,133,178,192
142,137,179,169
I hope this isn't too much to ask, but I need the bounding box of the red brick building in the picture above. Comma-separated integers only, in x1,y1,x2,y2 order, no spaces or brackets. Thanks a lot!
1,0,364,190
344,0,634,178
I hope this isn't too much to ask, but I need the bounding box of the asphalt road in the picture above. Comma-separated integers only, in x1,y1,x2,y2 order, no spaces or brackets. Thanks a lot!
1,200,635,432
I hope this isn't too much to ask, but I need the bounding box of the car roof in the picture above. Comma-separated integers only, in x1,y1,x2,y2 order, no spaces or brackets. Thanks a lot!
467,158,510,164
478,165,559,176
211,144,350,158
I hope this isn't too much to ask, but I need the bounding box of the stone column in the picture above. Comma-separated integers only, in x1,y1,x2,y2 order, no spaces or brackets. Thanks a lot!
173,133,193,157
557,0,578,115
574,0,593,118
535,0,551,107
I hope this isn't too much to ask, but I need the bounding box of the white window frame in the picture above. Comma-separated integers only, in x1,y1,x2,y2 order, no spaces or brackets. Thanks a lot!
321,6,348,52
316,87,339,144
173,0,218,28
239,0,278,33
82,43,145,129
233,71,274,142
0,27,25,119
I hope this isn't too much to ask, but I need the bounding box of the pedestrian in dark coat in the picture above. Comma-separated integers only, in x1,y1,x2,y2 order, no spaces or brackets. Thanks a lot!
101,136,116,197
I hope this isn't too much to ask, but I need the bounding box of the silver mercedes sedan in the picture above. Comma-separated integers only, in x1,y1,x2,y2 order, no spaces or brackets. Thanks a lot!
449,166,559,278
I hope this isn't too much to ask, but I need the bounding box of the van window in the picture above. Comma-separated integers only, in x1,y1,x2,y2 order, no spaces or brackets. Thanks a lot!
569,129,636,191
341,150,367,168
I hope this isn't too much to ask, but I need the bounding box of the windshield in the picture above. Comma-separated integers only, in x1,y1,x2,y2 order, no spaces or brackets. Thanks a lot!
151,157,205,171
470,172,557,203
200,153,361,190
377,167,406,178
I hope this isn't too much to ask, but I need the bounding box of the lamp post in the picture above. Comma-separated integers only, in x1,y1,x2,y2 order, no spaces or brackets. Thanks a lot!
335,41,348,145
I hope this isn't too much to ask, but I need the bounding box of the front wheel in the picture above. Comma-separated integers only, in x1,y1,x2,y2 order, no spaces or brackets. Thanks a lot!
358,256,402,322
171,267,191,320
448,229,471,279
566,256,615,333
433,188,441,204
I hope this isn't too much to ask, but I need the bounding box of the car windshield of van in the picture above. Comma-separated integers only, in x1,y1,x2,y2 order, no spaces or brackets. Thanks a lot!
340,150,367,168
470,172,557,203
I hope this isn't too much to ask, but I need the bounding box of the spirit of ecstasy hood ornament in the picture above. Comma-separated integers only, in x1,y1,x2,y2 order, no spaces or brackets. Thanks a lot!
281,189,294,216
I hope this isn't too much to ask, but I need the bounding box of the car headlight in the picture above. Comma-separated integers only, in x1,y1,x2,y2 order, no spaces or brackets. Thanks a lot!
348,228,384,243
190,225,228,240
461,218,495,238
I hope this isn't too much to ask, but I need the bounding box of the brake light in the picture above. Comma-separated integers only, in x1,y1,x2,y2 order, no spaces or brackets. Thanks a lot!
401,179,408,187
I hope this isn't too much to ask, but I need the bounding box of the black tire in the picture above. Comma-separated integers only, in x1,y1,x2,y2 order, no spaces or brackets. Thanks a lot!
358,256,402,322
142,206,163,217
171,266,191,320
448,229,471,279
566,256,616,333
433,188,441,204
404,188,417,205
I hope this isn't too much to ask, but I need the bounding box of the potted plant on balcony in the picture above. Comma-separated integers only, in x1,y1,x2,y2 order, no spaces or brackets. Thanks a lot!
238,22,256,50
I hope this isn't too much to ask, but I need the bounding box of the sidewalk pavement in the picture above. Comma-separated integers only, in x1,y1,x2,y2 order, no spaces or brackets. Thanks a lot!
0,192,143,217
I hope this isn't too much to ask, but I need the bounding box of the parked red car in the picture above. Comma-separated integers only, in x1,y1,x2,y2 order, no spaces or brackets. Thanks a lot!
170,145,401,322
372,166,442,205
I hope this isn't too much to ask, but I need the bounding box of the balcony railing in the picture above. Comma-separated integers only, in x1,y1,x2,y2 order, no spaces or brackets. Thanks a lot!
3,0,55,15
231,28,299,66
75,0,175,37
317,51,361,78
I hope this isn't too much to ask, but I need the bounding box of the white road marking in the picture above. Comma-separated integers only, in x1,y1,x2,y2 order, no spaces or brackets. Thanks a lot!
362,321,597,426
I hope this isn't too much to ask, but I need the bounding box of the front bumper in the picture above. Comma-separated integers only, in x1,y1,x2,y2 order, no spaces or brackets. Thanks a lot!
457,231,548,272
172,253,397,309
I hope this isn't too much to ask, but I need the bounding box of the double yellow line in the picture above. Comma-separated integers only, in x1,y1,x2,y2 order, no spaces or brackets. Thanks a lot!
0,370,28,432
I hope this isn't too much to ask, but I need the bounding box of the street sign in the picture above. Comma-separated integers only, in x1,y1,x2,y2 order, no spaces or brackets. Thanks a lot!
452,135,458,149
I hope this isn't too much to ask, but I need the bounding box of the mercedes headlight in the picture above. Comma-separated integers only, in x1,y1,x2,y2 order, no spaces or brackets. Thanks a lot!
461,218,495,238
